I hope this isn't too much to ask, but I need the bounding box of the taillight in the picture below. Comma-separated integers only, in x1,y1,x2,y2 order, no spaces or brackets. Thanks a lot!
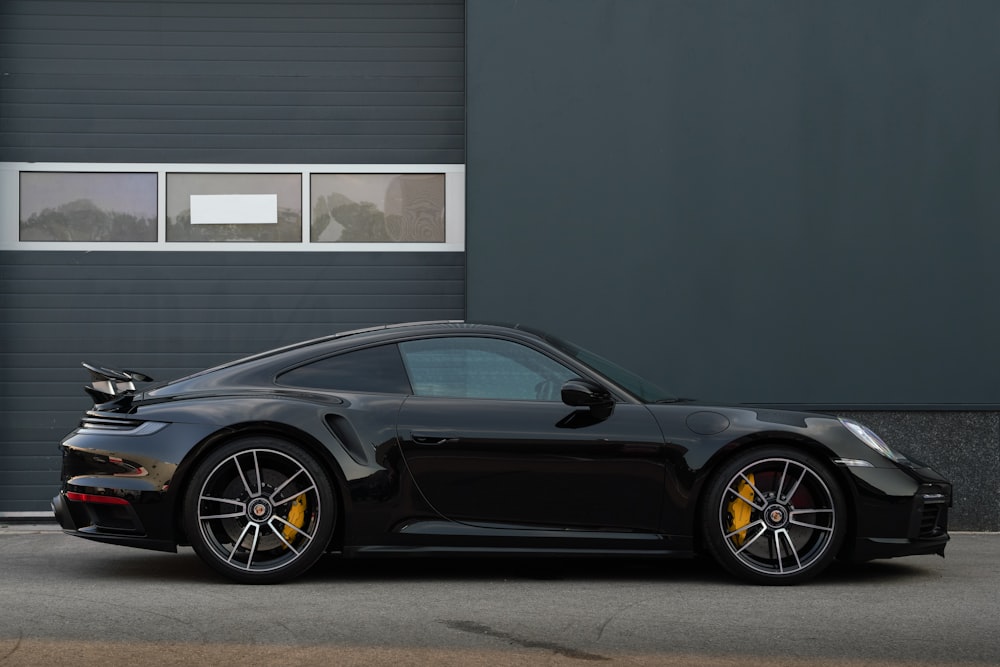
65,492,129,505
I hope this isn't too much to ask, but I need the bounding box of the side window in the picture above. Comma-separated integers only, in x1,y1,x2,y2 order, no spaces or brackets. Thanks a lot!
398,337,577,400
278,345,412,394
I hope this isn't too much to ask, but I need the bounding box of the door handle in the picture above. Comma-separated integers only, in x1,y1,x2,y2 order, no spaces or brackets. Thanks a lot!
410,432,458,445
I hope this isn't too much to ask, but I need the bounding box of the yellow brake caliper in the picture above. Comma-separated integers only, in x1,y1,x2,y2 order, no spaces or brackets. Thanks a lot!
281,494,307,546
726,474,755,546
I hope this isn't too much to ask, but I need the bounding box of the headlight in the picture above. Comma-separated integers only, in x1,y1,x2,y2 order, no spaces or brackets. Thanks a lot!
838,418,908,463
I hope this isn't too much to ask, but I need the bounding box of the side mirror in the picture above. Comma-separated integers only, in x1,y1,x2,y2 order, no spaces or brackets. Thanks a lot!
561,378,614,420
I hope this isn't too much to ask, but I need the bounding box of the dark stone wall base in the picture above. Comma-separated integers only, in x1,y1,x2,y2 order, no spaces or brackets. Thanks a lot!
835,411,999,531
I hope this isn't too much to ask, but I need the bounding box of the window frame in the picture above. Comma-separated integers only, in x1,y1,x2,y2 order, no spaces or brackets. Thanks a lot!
0,162,465,252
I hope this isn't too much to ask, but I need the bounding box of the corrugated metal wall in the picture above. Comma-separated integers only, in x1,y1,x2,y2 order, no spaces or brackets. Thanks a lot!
0,0,466,513
0,251,465,512
0,0,464,163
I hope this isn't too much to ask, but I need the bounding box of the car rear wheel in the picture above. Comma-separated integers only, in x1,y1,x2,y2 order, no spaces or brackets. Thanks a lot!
701,446,846,585
183,437,335,584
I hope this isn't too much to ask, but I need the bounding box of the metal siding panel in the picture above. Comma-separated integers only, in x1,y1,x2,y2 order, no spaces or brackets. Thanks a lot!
467,0,1000,407
0,0,465,163
0,250,465,511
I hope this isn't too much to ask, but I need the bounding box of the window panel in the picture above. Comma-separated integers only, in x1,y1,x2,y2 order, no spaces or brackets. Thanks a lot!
166,173,302,242
278,345,412,394
19,172,157,242
399,337,576,401
311,174,444,243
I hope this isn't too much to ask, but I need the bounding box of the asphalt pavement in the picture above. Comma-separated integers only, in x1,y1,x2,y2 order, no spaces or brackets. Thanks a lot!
0,524,997,666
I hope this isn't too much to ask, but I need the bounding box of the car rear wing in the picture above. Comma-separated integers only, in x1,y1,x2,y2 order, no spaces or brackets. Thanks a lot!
82,362,155,409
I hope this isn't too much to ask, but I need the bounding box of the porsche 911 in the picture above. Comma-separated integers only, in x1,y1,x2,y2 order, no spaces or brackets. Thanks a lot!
52,321,951,584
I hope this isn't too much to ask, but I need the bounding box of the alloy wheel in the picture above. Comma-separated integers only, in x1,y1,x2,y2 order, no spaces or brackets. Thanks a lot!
706,451,844,583
188,442,333,581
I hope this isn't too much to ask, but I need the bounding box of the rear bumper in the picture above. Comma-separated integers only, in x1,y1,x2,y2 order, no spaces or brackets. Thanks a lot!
52,491,176,553
55,418,205,552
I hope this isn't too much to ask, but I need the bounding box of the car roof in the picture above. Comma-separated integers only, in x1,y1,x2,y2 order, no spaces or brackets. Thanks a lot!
249,320,541,361
145,321,551,395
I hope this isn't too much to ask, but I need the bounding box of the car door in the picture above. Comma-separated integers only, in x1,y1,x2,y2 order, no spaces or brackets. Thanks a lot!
395,335,667,532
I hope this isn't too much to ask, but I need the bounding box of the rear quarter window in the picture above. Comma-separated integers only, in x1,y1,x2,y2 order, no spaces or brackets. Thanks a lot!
278,344,412,394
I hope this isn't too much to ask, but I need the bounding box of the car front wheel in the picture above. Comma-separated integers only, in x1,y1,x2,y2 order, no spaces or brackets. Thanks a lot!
183,437,336,584
701,446,846,585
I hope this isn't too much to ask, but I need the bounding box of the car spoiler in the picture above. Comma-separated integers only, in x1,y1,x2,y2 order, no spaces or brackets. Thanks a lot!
82,362,155,409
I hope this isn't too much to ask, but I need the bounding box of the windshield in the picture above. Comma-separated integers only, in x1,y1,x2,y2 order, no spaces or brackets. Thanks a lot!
543,334,676,403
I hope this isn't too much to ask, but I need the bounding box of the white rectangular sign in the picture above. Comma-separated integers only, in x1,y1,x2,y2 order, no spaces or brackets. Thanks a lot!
190,194,278,225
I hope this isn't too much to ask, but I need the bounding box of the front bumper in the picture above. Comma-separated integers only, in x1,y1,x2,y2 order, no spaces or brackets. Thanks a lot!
851,533,949,561
841,464,951,562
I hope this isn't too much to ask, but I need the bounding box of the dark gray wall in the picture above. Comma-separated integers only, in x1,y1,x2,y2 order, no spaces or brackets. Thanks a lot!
466,0,1000,408
0,0,464,163
0,251,465,512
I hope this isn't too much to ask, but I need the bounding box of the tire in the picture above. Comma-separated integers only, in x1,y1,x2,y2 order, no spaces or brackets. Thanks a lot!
182,437,336,584
700,446,846,585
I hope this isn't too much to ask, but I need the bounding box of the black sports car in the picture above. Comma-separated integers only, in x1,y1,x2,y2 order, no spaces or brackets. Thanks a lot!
53,321,951,584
